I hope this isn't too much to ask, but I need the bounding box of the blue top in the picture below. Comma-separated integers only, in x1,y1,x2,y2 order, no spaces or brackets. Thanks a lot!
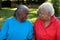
0,17,33,40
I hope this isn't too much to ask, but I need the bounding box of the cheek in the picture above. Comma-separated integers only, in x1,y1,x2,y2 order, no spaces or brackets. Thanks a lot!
22,15,28,19
40,15,46,18
24,14,28,18
40,15,48,20
18,14,28,19
45,15,48,18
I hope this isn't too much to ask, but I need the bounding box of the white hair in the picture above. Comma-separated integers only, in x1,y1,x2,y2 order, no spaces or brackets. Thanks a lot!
38,2,55,16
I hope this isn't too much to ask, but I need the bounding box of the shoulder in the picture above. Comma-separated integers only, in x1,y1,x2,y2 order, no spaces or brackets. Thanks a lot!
55,17,60,25
26,20,33,28
5,17,15,22
26,20,33,25
34,18,41,25
3,17,15,25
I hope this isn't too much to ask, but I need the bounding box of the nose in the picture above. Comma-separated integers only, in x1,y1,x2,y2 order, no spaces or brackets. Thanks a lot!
39,14,45,17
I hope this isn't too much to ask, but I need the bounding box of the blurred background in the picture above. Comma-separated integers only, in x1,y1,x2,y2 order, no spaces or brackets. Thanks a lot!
0,0,60,27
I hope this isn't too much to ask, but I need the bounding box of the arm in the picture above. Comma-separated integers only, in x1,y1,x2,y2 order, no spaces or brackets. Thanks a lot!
27,23,33,40
0,19,9,40
56,21,60,40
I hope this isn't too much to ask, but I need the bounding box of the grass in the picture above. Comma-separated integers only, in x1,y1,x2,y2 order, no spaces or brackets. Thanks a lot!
0,8,38,27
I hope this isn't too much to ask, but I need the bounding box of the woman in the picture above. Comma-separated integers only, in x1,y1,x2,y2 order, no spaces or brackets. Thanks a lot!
0,5,33,40
34,2,60,40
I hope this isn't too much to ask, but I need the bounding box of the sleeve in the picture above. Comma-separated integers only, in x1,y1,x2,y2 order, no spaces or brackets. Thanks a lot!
33,22,37,40
27,23,33,40
56,21,60,40
0,19,9,40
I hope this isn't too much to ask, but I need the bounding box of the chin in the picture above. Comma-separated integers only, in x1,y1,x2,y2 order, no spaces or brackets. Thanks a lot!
20,19,26,22
41,18,47,21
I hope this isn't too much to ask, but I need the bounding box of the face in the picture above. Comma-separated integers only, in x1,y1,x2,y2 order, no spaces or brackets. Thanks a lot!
16,9,28,22
38,8,51,21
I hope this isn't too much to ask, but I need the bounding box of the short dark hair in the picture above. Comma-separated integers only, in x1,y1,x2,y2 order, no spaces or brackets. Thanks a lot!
14,5,29,17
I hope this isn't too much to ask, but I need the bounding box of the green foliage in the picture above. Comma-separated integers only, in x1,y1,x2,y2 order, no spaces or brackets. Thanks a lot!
52,0,60,17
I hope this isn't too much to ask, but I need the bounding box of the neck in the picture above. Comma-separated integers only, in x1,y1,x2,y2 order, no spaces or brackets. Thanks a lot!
43,18,51,28
43,18,51,23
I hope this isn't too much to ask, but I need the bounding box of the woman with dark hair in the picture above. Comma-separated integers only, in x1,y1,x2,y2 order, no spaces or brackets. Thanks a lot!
0,5,33,40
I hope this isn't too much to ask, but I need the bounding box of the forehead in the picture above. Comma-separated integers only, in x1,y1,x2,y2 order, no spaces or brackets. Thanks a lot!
39,8,51,16
18,9,28,13
16,9,28,16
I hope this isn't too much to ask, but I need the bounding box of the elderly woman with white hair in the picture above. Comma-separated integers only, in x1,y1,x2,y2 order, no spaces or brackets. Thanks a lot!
33,2,60,40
